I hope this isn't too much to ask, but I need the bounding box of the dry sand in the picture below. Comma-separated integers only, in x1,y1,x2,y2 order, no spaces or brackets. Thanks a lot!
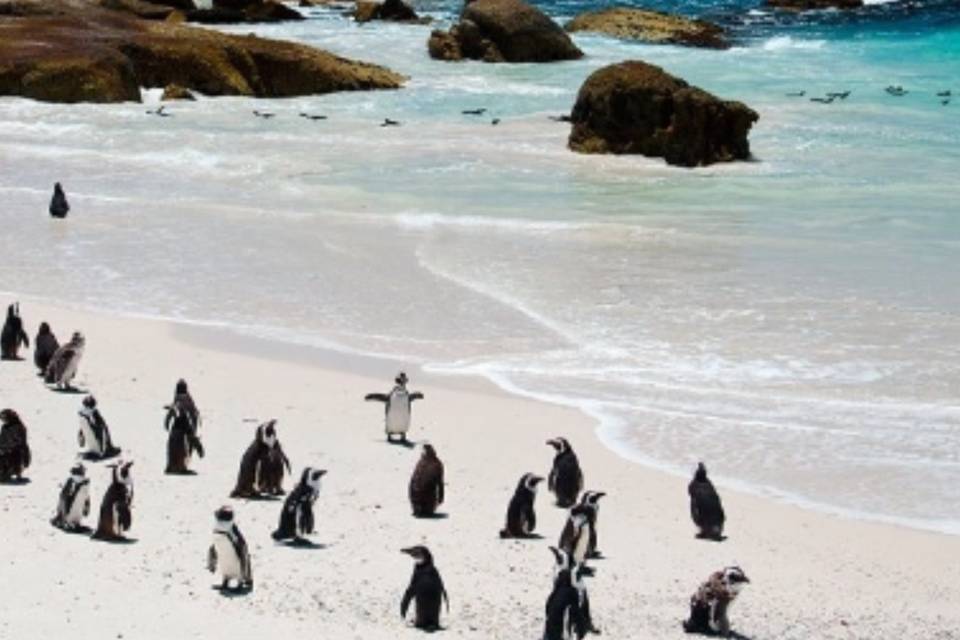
0,299,957,639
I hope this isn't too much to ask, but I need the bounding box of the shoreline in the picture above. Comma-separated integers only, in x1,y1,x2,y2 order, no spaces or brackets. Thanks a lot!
1,297,958,638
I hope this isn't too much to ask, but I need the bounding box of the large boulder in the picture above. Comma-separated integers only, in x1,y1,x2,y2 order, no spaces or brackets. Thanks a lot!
765,0,863,9
565,7,729,49
568,61,758,167
428,0,582,63
188,0,304,22
0,0,405,103
98,0,178,20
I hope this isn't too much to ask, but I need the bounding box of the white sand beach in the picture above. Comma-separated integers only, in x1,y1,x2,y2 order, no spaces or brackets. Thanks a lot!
1,299,957,639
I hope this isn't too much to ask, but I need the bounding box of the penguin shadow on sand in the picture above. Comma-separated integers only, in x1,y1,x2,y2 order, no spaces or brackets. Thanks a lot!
50,383,87,395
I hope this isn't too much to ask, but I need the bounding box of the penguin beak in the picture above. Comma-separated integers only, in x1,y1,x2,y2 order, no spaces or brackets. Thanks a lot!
400,547,415,556
596,492,606,499
546,439,558,449
533,476,544,484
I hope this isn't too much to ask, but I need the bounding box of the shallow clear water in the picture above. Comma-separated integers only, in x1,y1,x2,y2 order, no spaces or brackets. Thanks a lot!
0,1,958,532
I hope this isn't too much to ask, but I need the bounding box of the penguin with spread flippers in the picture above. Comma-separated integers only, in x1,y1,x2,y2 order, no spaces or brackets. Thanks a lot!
272,467,326,544
689,462,726,541
409,444,444,517
547,437,583,507
365,372,424,444
91,461,134,541
0,409,31,483
500,472,543,538
45,331,85,390
683,566,750,637
78,395,121,461
51,462,91,532
34,322,59,374
400,546,449,631
1,303,29,360
208,505,253,593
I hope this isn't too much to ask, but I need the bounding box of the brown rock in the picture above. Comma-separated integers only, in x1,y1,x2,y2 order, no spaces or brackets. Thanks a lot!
98,0,176,20
188,0,304,22
427,29,463,61
161,83,195,100
353,0,426,23
568,61,758,167
765,0,863,9
565,7,729,49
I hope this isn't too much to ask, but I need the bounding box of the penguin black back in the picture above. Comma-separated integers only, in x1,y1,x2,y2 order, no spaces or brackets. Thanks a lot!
49,182,69,218
400,545,448,631
500,472,542,538
544,547,589,640
547,437,583,507
1,303,29,360
688,462,725,541
34,322,59,373
0,408,31,482
409,444,444,517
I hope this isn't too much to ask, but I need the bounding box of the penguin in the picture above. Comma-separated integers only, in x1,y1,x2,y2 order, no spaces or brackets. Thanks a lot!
560,491,605,559
34,322,59,374
409,443,444,517
164,379,204,474
78,395,121,461
547,437,583,508
461,108,487,115
45,331,85,390
365,371,424,444
299,112,328,120
500,472,543,538
1,303,29,360
51,462,91,532
252,109,275,119
208,505,253,593
543,546,591,640
271,467,326,543
49,182,70,218
91,461,134,541
0,409,31,483
230,420,291,498
400,546,449,631
689,462,726,541
382,118,401,127
558,504,594,572
683,566,750,637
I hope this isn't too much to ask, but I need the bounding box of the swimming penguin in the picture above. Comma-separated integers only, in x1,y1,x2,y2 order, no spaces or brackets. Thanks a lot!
683,566,750,637
365,372,424,445
500,472,543,538
561,491,605,559
91,461,134,541
208,505,254,593
400,546,449,631
271,467,326,544
558,504,595,572
51,462,91,532
45,331,85,390
689,462,725,541
409,444,444,518
381,118,401,127
34,322,59,374
78,395,121,461
544,546,592,640
164,379,204,474
547,437,583,508
230,420,291,498
49,182,70,218
0,409,31,483
461,108,487,115
1,303,29,360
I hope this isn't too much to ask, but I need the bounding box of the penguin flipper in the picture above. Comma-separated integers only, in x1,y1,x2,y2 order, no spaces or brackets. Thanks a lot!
207,545,217,573
526,503,537,534
401,586,415,619
409,392,424,402
365,393,389,402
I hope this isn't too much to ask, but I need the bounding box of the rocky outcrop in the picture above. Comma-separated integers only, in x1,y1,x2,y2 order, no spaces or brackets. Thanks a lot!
565,7,728,49
353,0,426,23
427,0,582,63
0,0,405,103
161,83,195,100
187,0,304,23
98,0,177,20
765,0,863,9
568,61,758,167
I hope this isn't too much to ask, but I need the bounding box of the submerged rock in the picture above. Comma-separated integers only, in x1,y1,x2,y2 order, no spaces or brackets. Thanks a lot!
353,0,427,23
565,7,729,49
765,0,863,9
427,0,582,63
568,61,758,167
187,0,305,23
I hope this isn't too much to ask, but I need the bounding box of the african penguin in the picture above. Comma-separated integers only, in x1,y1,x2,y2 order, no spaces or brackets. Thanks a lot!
689,462,726,541
547,437,583,508
208,505,253,593
164,379,204,474
500,472,543,538
34,322,59,374
78,395,121,461
91,461,134,541
365,371,424,444
51,462,91,532
0,409,31,483
45,331,85,390
561,491,605,559
683,566,750,637
409,444,444,518
1,303,29,360
558,504,595,572
49,182,70,218
230,420,291,498
543,546,593,640
272,467,326,543
400,546,449,631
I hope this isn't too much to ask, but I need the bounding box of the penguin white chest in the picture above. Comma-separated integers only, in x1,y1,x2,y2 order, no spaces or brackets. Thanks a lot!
79,418,99,454
214,535,242,580
66,484,89,525
385,395,411,434
573,525,591,564
61,355,80,384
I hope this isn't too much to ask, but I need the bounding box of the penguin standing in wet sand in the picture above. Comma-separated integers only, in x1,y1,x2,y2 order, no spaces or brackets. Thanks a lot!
0,409,31,483
544,546,595,640
547,437,583,507
272,467,326,544
400,546,449,631
208,505,253,593
1,303,29,360
164,379,204,474
365,372,424,444
51,462,91,532
34,322,59,374
49,182,70,218
689,462,726,541
45,331,85,390
561,491,605,560
500,472,543,538
231,420,291,498
683,566,750,637
92,461,134,541
78,395,121,460
409,444,444,517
